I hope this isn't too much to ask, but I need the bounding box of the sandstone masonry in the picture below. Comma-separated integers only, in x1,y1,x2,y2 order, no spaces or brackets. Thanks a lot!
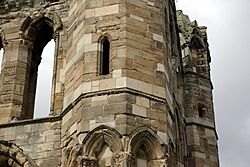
0,0,219,166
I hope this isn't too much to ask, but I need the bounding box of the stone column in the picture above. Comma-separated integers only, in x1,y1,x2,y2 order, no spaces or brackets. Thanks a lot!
50,32,59,116
0,39,33,122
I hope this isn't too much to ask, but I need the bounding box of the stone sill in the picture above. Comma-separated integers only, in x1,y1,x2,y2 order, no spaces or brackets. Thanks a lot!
0,115,61,128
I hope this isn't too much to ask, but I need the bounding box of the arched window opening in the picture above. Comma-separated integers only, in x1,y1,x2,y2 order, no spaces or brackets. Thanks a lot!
129,129,165,167
100,37,110,75
22,18,55,119
34,40,55,118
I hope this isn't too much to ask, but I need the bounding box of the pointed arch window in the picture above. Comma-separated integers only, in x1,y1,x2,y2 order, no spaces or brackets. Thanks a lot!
19,17,61,119
129,129,165,167
100,37,110,75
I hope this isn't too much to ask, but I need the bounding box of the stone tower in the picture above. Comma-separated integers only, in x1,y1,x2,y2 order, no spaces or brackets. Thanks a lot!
177,10,220,166
0,0,219,167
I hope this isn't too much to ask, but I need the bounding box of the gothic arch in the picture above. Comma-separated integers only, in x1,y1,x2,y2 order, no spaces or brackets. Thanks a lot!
78,125,123,166
128,127,165,166
17,10,63,119
0,140,38,167
98,35,111,75
20,11,63,40
82,125,123,157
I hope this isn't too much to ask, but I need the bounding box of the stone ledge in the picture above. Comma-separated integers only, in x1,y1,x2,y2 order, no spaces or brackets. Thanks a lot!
0,115,60,128
185,118,219,140
185,117,215,128
61,87,168,118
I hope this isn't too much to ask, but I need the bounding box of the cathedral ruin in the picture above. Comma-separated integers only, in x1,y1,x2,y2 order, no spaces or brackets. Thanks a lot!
0,0,219,166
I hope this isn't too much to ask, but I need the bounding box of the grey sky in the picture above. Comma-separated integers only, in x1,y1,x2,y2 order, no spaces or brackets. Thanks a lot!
34,40,54,118
0,43,54,118
177,0,250,166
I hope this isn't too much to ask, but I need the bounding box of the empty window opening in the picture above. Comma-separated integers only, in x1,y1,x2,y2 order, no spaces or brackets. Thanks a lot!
198,104,206,118
22,18,55,119
100,37,110,75
34,40,55,118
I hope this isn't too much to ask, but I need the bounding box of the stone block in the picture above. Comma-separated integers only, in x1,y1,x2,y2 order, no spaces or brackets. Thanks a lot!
132,104,147,117
100,78,116,90
95,4,119,17
112,69,122,78
116,77,126,88
62,109,73,125
91,95,108,106
104,103,130,115
136,96,150,108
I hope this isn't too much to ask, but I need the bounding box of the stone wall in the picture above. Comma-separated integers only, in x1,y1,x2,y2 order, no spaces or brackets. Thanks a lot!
0,1,219,167
0,118,61,166
178,10,219,167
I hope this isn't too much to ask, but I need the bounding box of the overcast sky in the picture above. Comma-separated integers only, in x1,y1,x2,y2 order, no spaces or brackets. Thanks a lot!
0,1,249,166
177,0,250,166
0,41,54,118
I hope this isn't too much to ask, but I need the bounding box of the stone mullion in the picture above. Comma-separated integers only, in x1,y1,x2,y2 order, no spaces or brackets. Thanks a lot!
50,32,59,116
18,40,34,120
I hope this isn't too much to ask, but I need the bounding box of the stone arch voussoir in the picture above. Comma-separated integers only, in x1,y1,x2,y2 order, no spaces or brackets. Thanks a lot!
128,126,165,160
20,11,63,40
0,140,38,167
82,125,123,158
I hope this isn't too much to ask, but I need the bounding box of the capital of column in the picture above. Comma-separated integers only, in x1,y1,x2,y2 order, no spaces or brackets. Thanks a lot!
78,156,97,167
113,152,133,167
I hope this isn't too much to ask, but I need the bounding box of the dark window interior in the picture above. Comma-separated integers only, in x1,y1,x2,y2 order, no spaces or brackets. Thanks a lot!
100,38,110,75
198,104,206,118
0,38,3,49
0,155,11,167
